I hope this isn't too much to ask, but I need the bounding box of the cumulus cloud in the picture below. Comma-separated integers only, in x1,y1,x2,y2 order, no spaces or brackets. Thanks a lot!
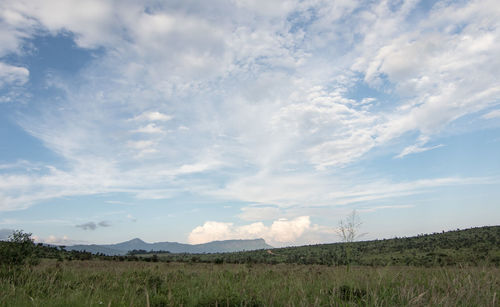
33,234,83,246
40,235,70,245
269,216,311,242
188,216,334,246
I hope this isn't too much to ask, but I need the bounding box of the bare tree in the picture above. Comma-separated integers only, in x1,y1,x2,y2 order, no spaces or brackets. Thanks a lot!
337,210,365,270
338,210,365,243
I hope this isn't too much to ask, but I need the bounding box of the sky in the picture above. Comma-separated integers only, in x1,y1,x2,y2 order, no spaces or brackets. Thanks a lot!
0,0,499,247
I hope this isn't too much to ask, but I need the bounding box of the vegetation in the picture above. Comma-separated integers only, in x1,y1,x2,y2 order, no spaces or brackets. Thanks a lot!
3,226,497,267
0,226,498,306
1,260,498,306
140,226,500,267
0,230,39,267
338,210,366,243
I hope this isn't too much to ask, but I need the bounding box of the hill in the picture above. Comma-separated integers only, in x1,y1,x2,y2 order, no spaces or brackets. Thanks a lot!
148,226,500,266
65,238,272,255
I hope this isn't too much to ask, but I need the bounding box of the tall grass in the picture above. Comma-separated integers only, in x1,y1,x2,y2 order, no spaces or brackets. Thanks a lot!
1,260,498,306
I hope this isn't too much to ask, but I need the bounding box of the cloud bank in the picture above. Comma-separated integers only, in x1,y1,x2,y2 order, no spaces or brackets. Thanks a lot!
188,216,332,246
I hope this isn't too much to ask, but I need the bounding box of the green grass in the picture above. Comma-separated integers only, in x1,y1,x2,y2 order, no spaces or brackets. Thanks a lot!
1,260,498,306
1,226,499,305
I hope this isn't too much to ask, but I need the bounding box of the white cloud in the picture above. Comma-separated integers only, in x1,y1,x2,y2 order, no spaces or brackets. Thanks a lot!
483,109,500,119
0,160,42,171
0,62,29,87
357,204,414,213
308,131,375,169
126,140,159,157
355,0,500,141
0,5,37,57
132,112,172,122
212,173,497,209
34,234,83,246
5,0,116,49
127,140,155,149
396,144,444,159
188,216,319,246
0,0,498,219
188,221,235,244
176,162,218,175
269,216,311,242
231,0,298,17
133,124,165,134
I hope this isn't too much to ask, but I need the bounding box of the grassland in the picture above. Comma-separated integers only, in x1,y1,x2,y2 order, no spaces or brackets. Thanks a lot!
1,260,498,306
1,226,499,306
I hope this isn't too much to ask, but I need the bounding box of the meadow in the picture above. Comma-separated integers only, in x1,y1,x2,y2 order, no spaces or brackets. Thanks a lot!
1,260,499,306
1,226,499,306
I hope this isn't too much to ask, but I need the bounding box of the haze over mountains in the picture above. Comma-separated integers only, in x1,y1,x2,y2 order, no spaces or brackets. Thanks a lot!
64,238,273,256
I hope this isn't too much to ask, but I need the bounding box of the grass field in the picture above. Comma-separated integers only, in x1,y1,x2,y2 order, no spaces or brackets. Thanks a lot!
1,260,498,306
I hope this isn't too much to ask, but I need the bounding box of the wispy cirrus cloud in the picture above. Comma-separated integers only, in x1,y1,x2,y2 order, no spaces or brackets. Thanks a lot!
396,144,445,159
0,0,498,234
483,109,500,119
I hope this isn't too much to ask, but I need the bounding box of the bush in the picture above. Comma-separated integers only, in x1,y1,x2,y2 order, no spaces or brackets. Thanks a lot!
0,230,39,267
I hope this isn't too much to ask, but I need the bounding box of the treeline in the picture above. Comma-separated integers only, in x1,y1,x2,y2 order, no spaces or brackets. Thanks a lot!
0,231,157,267
138,226,500,266
1,226,499,268
0,230,96,267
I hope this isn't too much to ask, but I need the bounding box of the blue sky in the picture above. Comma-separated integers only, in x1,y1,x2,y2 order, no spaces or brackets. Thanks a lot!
0,0,499,247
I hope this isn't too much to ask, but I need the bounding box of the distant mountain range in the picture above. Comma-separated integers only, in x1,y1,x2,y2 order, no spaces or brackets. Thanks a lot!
64,238,273,255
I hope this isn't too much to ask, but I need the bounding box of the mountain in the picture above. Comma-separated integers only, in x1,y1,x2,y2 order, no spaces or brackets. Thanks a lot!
65,244,124,256
194,239,273,253
65,238,272,255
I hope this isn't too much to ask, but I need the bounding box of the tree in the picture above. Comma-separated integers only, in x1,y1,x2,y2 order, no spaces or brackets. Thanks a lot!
0,230,39,266
338,210,365,243
337,210,365,270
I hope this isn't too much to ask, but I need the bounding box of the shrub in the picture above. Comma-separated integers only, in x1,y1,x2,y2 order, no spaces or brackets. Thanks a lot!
0,230,39,267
